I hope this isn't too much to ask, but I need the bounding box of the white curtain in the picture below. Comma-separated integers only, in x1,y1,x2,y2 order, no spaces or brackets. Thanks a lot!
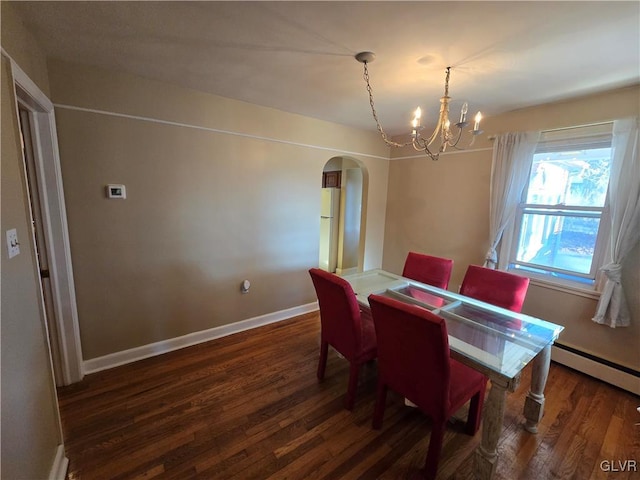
484,131,540,269
593,117,640,328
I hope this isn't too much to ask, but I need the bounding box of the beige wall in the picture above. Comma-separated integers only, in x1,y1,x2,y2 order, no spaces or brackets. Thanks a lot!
383,86,640,370
47,60,390,360
1,3,63,477
0,1,49,96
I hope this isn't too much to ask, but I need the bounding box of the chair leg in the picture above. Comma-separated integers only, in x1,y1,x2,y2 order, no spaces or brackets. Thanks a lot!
372,382,388,429
465,390,485,435
317,341,329,380
422,420,446,480
345,362,360,410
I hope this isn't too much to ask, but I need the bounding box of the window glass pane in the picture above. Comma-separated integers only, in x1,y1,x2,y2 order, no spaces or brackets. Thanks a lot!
526,147,611,207
516,214,600,275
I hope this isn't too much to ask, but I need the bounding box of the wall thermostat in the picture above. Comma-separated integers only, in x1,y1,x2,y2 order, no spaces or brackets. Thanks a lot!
107,184,126,199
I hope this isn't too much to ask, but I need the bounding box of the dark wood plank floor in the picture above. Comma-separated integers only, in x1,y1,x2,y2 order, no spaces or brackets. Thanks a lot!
58,312,640,480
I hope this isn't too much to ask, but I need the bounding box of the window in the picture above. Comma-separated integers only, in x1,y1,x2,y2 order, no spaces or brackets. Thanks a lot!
507,124,613,287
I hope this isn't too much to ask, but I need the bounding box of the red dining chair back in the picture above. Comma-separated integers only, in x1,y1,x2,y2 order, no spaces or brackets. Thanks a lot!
368,294,487,480
460,265,530,313
309,268,377,410
402,252,454,290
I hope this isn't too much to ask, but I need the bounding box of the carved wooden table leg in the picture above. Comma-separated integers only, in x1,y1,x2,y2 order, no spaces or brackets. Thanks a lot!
523,344,551,433
474,378,508,480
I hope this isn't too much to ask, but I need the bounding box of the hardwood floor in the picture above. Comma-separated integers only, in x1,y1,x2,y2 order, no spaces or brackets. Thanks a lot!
58,312,639,480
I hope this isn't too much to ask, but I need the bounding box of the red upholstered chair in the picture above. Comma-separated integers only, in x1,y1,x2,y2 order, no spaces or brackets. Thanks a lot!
402,252,454,290
460,265,530,313
309,268,377,410
368,294,487,480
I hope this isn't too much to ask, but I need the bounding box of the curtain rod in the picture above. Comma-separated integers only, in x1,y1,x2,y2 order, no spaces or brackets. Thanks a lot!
487,120,615,141
541,120,614,133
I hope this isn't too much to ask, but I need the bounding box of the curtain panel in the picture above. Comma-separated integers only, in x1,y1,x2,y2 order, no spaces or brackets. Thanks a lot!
593,117,640,328
484,131,540,269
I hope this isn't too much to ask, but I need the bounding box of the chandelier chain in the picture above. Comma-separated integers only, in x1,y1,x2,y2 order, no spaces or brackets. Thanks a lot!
362,62,412,148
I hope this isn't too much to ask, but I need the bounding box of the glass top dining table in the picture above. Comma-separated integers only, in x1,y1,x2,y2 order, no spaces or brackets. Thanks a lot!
341,269,564,480
341,269,563,385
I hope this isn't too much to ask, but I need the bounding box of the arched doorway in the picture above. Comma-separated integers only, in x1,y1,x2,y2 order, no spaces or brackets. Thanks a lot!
319,157,367,274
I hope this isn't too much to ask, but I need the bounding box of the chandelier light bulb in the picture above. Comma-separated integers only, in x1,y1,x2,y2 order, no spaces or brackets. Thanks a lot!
474,111,482,131
460,102,469,124
414,107,422,120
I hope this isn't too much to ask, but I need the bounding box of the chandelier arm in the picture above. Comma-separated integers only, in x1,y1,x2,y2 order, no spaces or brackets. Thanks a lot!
412,136,426,151
448,126,465,149
362,62,412,149
425,117,442,147
451,128,478,150
412,136,441,161
426,91,450,147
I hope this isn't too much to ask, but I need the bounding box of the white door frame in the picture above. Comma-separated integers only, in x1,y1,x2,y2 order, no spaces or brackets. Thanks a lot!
4,51,84,385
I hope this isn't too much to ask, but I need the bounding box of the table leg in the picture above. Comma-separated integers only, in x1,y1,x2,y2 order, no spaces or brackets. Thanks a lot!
523,344,551,433
474,378,508,480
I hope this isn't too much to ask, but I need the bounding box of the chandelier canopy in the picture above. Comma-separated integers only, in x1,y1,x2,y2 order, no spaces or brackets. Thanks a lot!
355,52,483,161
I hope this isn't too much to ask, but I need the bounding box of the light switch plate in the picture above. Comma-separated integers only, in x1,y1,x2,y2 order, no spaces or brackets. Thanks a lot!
6,228,20,258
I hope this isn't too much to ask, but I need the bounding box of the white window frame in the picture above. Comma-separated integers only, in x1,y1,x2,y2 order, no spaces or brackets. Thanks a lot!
501,123,613,296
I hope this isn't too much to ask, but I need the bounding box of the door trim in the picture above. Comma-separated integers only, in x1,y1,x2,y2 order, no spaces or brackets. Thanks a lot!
4,49,84,384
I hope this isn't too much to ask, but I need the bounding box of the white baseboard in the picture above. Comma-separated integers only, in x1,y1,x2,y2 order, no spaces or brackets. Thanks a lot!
48,445,68,480
84,302,319,374
551,345,640,395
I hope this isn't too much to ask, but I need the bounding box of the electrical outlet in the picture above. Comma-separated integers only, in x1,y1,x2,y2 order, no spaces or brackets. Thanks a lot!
6,229,20,258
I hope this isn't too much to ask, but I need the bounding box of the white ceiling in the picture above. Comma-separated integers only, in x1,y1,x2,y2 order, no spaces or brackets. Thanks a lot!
11,1,640,135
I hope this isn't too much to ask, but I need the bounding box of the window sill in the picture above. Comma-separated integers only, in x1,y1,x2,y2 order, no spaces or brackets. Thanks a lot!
526,275,601,300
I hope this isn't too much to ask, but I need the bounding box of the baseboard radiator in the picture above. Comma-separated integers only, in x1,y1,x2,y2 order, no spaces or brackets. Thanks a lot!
551,343,640,395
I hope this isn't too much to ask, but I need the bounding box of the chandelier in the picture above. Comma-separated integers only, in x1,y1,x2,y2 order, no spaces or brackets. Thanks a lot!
355,52,483,161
